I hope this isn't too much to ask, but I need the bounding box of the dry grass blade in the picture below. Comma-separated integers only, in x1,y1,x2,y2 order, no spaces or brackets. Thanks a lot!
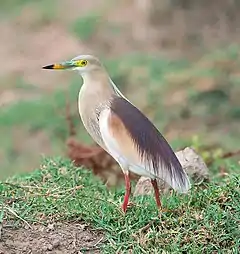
4,205,32,229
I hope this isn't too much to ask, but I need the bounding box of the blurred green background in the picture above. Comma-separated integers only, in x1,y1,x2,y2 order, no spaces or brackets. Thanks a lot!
0,0,239,179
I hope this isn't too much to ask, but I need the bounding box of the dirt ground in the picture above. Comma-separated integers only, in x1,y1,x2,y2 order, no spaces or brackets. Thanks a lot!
0,222,104,254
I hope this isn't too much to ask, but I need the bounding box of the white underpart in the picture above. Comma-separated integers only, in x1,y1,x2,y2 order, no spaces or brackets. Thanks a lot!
99,108,155,178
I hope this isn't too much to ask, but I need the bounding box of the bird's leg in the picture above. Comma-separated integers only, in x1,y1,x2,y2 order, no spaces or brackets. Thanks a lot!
151,179,162,210
122,172,131,213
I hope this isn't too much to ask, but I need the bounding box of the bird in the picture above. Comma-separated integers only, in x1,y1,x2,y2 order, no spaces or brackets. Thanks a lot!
42,55,191,213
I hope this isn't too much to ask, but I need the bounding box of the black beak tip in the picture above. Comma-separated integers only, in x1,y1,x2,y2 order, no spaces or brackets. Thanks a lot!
42,64,54,69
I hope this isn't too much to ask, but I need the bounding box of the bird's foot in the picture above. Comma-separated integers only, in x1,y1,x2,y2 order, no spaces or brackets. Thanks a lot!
121,201,135,214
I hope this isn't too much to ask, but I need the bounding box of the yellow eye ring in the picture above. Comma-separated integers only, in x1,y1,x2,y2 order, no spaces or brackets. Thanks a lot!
75,60,88,67
80,60,87,67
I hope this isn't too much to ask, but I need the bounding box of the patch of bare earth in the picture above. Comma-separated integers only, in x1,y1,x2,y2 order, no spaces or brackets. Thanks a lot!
0,223,104,254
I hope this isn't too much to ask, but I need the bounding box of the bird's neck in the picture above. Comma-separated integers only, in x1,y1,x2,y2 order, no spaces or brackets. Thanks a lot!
80,69,123,100
78,70,116,118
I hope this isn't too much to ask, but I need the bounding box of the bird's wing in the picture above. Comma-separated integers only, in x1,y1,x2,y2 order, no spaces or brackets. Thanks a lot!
99,96,190,193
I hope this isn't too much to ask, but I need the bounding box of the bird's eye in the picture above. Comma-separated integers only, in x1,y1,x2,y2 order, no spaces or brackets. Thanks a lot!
75,60,88,67
80,60,87,67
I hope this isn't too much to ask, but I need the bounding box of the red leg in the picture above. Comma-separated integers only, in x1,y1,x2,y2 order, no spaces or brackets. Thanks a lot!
151,179,162,209
122,172,131,213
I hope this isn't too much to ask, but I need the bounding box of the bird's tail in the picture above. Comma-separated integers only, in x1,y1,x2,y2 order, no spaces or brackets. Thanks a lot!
170,169,191,193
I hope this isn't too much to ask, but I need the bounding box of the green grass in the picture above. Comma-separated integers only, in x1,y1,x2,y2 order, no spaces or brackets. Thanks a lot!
0,157,239,253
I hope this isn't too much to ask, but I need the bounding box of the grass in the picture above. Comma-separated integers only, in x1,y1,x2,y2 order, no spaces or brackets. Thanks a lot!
0,157,239,253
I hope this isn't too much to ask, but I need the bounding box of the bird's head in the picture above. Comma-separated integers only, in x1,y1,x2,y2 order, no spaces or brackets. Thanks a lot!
42,54,103,75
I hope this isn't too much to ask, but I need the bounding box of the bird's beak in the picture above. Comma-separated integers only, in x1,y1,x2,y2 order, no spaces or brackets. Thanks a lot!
42,61,74,70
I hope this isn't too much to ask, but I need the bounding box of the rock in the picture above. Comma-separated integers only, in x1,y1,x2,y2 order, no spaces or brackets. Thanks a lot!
133,147,209,197
175,147,209,182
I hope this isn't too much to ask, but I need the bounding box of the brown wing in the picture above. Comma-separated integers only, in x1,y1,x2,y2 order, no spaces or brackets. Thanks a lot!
105,96,190,193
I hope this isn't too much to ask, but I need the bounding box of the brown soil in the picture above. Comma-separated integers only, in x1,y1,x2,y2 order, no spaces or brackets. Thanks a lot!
0,222,104,254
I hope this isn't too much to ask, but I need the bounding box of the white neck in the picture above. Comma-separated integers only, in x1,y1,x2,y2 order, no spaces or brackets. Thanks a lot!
79,69,131,104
